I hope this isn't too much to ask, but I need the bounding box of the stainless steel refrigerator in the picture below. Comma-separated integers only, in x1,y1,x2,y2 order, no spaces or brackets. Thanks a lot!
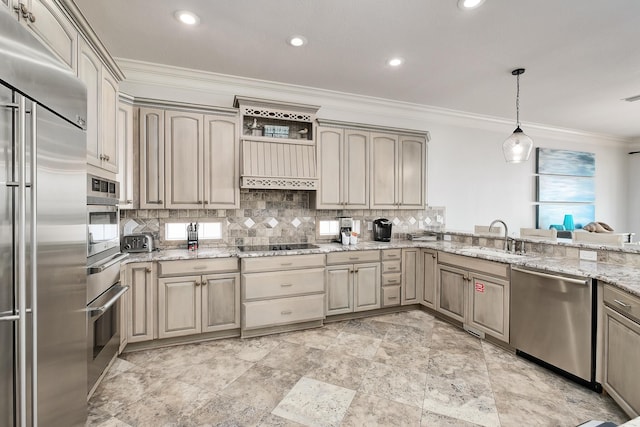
1,8,88,427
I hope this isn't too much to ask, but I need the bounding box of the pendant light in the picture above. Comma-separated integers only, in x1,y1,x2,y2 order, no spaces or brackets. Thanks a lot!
503,68,533,163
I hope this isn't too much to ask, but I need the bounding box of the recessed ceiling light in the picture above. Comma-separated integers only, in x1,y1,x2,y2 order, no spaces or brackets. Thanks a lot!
458,0,485,9
288,36,307,47
388,58,403,67
174,10,200,25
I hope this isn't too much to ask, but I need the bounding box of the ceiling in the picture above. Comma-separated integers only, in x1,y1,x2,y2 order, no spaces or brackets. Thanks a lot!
74,0,640,139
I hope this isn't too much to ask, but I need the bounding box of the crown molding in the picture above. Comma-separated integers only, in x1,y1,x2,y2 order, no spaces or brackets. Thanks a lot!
116,58,633,147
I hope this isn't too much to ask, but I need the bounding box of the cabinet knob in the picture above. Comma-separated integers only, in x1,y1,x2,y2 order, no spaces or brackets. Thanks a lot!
195,281,201,286
145,267,151,273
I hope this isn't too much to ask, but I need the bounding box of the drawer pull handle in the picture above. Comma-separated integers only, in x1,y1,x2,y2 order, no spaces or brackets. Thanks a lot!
193,266,208,270
388,296,398,300
614,299,632,309
280,283,293,287
281,310,292,315
349,257,359,260
280,262,293,266
387,280,398,284
387,267,397,270
387,255,398,258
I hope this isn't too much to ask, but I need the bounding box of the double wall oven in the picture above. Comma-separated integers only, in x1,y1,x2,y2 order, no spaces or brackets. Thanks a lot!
86,174,128,391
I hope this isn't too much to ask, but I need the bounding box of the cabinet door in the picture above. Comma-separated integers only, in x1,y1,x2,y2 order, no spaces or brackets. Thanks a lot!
344,129,369,208
116,101,134,208
467,272,509,342
125,262,155,343
354,263,381,312
165,111,203,209
139,108,165,208
398,135,425,209
316,127,343,209
401,248,420,305
24,0,77,70
326,265,353,315
203,114,239,208
157,275,201,339
604,307,640,418
370,133,398,209
78,38,101,168
421,250,437,308
436,264,466,322
202,273,240,333
100,70,118,173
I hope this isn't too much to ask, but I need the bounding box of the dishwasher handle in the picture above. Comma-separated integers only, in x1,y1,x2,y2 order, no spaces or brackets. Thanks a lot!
511,267,589,286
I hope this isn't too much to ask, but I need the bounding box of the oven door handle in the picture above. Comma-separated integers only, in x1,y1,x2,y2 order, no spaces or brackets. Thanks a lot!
87,253,130,274
88,285,129,317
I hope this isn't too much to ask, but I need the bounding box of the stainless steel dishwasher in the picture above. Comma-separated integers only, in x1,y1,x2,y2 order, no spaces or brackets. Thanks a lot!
510,267,601,391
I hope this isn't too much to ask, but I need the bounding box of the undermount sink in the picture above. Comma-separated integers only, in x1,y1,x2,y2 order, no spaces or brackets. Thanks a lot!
459,247,526,260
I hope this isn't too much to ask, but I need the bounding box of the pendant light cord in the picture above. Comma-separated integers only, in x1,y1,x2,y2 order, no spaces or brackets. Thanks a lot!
516,72,520,127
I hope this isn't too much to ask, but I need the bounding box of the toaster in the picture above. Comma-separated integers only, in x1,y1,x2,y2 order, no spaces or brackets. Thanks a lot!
121,233,154,253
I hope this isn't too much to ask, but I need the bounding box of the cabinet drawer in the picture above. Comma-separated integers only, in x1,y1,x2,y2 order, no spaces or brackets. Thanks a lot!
382,261,401,274
382,273,402,286
605,285,640,323
158,258,238,276
382,285,401,307
382,249,402,261
438,252,508,278
241,254,325,273
242,294,325,329
243,268,324,300
327,250,380,265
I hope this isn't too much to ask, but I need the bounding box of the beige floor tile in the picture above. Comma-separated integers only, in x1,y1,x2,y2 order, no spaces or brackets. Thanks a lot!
173,353,254,393
383,322,432,347
187,394,266,426
258,413,306,426
304,348,372,390
341,392,422,426
421,409,483,427
258,341,323,375
280,325,342,350
340,318,392,339
272,377,356,427
359,361,427,408
373,341,431,371
327,331,382,360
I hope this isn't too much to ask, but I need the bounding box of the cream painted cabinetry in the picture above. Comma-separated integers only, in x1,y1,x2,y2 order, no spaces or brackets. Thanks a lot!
116,95,135,208
138,107,165,208
164,111,240,209
436,252,510,342
326,251,381,315
157,258,240,339
78,36,118,173
421,249,437,309
603,285,640,418
401,248,421,305
381,249,402,307
9,0,77,70
123,262,155,344
241,254,325,337
370,133,426,209
315,127,369,209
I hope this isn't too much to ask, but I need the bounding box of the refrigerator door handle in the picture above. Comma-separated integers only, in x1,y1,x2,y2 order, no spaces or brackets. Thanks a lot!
29,99,38,427
0,314,20,322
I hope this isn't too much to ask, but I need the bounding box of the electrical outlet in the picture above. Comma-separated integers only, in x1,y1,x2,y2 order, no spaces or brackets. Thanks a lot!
443,234,452,241
367,221,373,231
579,250,597,261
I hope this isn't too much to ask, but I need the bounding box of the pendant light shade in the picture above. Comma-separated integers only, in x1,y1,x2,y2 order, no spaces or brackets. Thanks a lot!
503,68,533,163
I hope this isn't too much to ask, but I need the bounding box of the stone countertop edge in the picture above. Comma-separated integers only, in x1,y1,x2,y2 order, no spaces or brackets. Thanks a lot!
121,240,640,298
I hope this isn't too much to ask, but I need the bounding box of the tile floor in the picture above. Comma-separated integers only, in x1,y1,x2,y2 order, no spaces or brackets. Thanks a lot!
87,310,629,427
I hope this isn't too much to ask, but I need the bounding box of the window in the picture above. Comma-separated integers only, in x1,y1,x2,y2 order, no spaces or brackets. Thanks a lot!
164,222,223,241
318,220,339,236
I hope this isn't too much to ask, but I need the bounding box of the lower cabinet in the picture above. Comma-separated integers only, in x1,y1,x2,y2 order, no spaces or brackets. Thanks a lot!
401,248,420,305
156,258,240,340
421,249,437,308
157,272,240,339
381,249,402,307
603,285,640,418
241,254,325,337
326,250,381,315
123,262,155,343
436,252,510,342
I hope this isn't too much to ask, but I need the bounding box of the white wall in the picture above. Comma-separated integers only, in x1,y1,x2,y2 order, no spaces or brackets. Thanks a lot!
118,59,633,236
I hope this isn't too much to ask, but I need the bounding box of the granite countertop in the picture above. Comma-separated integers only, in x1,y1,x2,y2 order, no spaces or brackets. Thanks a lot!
123,240,640,298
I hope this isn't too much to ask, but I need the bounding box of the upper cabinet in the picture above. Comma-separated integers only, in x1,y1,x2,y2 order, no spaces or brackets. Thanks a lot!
234,96,320,190
138,101,240,210
9,0,77,71
78,36,119,173
315,127,369,209
117,95,135,208
315,120,429,210
371,132,427,209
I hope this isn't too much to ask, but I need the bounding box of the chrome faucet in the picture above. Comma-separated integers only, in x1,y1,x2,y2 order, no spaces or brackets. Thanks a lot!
489,219,509,251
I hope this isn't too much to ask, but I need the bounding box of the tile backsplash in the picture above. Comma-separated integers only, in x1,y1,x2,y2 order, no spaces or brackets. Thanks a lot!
121,189,446,249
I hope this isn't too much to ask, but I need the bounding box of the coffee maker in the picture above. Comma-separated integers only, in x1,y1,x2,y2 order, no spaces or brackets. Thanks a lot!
338,217,353,241
373,218,392,242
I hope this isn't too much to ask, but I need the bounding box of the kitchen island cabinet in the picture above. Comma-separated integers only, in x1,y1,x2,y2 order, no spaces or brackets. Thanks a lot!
436,252,510,342
603,285,640,418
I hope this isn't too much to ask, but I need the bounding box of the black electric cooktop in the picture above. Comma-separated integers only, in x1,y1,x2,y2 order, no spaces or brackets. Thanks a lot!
236,243,319,252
